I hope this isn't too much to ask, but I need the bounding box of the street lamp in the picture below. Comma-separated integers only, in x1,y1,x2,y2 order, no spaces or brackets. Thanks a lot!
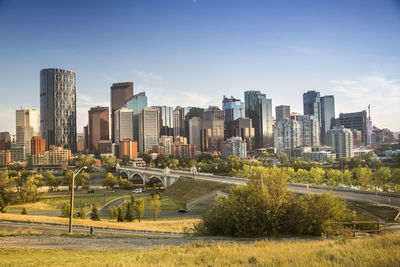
69,166,87,234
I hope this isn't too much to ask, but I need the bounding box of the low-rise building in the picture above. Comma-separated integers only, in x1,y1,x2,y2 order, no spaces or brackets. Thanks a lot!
31,145,71,168
0,150,11,165
119,140,138,159
221,137,247,159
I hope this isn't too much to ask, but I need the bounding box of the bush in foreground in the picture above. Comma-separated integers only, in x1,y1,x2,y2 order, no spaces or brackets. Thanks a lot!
196,166,351,237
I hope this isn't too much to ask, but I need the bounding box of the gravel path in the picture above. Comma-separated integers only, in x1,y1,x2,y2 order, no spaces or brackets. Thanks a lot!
0,235,210,250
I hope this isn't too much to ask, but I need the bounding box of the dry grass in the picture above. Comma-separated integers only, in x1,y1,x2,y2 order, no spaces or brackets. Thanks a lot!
1,234,400,266
164,178,233,206
0,213,200,233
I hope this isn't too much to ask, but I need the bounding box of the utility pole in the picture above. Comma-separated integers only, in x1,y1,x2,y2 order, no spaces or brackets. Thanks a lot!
69,166,87,234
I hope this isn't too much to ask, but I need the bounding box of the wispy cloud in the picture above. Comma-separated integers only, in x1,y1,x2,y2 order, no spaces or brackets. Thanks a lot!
330,74,400,130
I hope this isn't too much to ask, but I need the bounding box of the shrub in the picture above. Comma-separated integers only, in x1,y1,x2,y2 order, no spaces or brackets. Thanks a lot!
21,207,27,215
90,204,100,221
80,207,87,219
109,206,118,219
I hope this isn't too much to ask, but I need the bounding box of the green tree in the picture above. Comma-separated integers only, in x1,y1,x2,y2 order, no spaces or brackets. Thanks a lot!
43,172,59,191
118,177,134,190
101,156,116,172
151,194,161,221
342,169,353,186
103,172,118,190
125,201,134,222
375,167,391,190
309,167,325,185
90,204,100,221
75,171,90,190
80,206,87,219
63,170,74,187
355,167,373,190
76,155,96,172
21,207,27,215
117,207,124,222
0,172,13,212
392,169,400,192
133,198,145,222
19,174,42,203
325,169,342,187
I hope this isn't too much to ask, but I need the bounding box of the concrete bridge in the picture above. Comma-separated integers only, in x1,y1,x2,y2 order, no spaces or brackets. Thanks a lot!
116,164,400,210
115,164,246,189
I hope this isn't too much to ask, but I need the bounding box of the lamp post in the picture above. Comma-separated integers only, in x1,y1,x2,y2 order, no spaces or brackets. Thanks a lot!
69,166,87,234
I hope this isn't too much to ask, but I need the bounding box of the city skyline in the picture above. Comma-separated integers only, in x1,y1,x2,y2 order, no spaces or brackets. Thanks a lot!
0,0,400,132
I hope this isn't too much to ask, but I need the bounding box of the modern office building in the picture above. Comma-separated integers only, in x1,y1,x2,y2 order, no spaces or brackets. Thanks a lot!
76,132,85,152
303,90,321,127
339,110,368,146
173,106,192,138
40,68,76,151
0,132,10,141
10,144,25,162
184,107,204,140
188,117,202,151
110,82,134,143
0,138,10,151
200,107,225,152
298,115,320,147
31,136,46,155
114,107,134,144
225,117,255,152
125,92,147,142
327,126,354,158
221,137,247,159
88,106,109,154
153,106,174,136
320,95,335,145
172,143,196,159
159,135,174,156
275,105,290,122
138,107,160,153
16,109,40,157
31,145,71,168
222,96,244,122
244,91,273,148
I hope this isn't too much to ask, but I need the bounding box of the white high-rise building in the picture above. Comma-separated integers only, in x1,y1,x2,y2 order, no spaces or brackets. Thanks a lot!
16,109,40,156
327,126,354,158
274,119,301,157
297,115,320,147
114,107,133,144
138,107,160,153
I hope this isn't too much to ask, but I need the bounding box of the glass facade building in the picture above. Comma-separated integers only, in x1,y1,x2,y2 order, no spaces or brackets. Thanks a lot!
40,68,76,152
125,92,147,142
303,90,321,126
222,96,244,122
244,91,273,148
320,95,335,145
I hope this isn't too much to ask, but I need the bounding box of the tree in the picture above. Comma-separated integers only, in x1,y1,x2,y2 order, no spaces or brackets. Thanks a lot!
43,172,59,191
392,169,400,192
140,152,151,165
151,194,161,221
101,156,116,172
118,177,134,190
355,167,373,190
19,174,41,203
21,207,27,215
103,172,118,190
80,206,87,219
76,155,96,172
63,170,74,187
117,207,124,222
375,167,391,190
325,169,342,187
75,171,90,190
0,172,13,212
122,155,130,165
309,167,325,185
133,198,145,222
90,204,100,221
342,169,353,187
125,201,134,222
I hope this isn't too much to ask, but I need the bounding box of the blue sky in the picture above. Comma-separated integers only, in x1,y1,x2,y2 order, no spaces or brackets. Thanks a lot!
0,0,399,132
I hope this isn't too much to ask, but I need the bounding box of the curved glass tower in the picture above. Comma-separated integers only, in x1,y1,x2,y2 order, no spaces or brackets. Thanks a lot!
40,68,76,152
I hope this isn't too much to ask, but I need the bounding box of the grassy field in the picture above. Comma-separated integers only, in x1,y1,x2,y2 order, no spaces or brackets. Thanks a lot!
5,192,131,213
1,234,400,266
347,201,400,222
164,178,233,206
0,213,200,232
142,195,181,211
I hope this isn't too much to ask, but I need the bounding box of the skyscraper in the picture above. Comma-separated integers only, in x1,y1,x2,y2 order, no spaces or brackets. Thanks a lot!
275,105,290,122
110,82,133,143
200,107,225,152
320,95,335,145
339,111,368,146
244,90,273,148
222,96,245,122
173,106,191,138
327,126,354,158
114,107,134,144
153,106,174,136
16,109,40,156
40,68,76,151
138,107,160,153
303,90,321,126
88,106,109,154
125,92,147,142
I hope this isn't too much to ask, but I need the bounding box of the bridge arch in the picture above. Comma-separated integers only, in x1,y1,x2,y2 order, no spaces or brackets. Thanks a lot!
146,176,165,189
131,173,145,185
119,171,129,179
